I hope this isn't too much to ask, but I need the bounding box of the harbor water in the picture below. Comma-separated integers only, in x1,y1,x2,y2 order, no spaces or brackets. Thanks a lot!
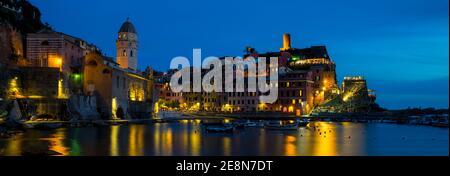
0,121,448,156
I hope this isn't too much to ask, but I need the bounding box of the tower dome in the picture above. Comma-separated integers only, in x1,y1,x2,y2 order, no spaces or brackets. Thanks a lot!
119,18,137,34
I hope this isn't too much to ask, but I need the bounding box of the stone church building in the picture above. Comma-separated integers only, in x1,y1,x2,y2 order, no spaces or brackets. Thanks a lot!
83,19,153,119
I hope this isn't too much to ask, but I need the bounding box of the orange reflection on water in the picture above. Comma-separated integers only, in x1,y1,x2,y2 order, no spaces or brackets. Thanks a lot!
128,125,145,156
5,137,21,156
47,129,69,156
153,123,161,154
284,135,297,156
222,137,231,156
110,125,119,156
258,129,266,154
312,122,337,156
163,128,173,155
153,124,173,156
190,128,201,156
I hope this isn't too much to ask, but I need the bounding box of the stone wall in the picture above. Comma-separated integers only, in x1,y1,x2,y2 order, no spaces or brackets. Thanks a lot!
128,101,151,119
0,23,23,65
19,67,60,98
67,95,100,120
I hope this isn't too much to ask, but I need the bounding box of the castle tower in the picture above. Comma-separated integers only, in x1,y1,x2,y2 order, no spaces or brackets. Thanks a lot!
280,33,291,51
116,18,138,70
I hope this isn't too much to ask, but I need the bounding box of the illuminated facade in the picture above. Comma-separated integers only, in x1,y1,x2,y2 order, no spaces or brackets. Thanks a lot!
152,34,339,115
274,70,315,115
314,76,377,113
341,76,371,107
26,28,100,95
83,53,152,119
26,29,99,72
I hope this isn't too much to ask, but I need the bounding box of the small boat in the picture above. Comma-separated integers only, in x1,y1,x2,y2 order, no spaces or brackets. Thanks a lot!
155,111,182,119
244,121,258,127
431,119,449,128
296,119,310,127
205,125,234,133
322,118,332,122
235,120,258,127
432,123,449,128
265,121,298,131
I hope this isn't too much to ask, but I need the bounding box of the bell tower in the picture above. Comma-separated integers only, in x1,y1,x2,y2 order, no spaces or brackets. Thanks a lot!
116,18,138,70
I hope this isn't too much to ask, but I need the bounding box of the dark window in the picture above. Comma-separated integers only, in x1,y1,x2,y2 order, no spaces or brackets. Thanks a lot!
102,69,110,74
87,60,98,66
41,40,49,46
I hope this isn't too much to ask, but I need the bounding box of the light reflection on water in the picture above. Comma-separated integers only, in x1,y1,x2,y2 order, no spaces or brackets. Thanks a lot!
0,122,448,156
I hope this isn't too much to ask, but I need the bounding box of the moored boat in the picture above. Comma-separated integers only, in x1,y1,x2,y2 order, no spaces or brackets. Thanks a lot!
234,120,259,128
244,121,258,127
155,111,182,119
296,119,310,127
205,125,234,133
432,123,449,128
265,121,298,130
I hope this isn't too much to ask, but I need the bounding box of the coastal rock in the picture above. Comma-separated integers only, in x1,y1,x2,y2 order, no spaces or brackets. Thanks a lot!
68,95,100,121
8,100,22,121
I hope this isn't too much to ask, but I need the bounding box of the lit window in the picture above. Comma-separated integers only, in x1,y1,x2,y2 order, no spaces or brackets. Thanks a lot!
123,50,127,56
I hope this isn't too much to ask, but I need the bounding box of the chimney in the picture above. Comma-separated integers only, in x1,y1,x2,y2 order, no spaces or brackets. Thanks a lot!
281,33,291,51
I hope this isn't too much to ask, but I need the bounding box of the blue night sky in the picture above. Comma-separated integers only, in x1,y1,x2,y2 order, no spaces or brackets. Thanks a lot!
30,0,448,109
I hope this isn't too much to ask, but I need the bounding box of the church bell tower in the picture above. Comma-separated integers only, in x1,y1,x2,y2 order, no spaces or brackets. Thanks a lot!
116,18,138,70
